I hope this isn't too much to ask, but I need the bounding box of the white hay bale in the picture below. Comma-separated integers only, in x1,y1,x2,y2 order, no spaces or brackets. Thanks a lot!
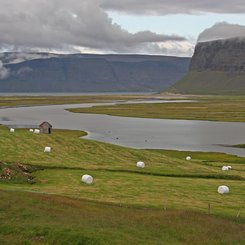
186,156,191,161
222,166,229,171
217,185,229,194
136,161,145,168
227,166,232,169
29,129,34,132
81,175,93,184
44,146,51,153
10,128,15,133
34,129,40,134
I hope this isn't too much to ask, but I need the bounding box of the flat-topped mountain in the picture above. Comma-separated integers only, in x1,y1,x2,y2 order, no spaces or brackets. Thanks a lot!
0,53,190,92
169,38,245,94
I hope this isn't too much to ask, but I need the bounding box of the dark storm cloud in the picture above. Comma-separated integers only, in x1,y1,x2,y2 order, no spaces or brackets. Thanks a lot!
0,0,186,53
198,22,245,42
100,0,245,15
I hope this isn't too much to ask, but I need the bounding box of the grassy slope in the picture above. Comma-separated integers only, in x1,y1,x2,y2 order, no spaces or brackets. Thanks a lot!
1,126,244,178
2,169,245,217
1,190,244,245
168,71,245,95
0,126,244,218
0,126,244,243
68,96,245,122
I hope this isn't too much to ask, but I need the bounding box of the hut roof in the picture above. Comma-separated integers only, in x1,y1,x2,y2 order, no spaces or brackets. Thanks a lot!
39,121,52,128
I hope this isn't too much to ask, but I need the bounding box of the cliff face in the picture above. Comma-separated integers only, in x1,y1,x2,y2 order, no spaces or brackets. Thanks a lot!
169,38,245,94
191,38,245,75
0,53,190,92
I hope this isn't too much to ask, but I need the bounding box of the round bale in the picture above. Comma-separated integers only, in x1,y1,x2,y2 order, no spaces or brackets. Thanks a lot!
222,166,229,171
136,161,145,168
44,146,51,153
81,175,93,184
29,129,34,132
186,156,191,161
10,128,15,133
217,185,229,194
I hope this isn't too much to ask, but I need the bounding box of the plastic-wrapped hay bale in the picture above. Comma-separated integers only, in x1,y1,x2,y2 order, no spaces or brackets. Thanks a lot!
10,128,15,133
44,146,51,153
136,161,145,168
34,129,40,134
222,166,229,171
29,129,34,132
217,185,229,194
81,175,93,184
227,166,232,169
186,156,191,161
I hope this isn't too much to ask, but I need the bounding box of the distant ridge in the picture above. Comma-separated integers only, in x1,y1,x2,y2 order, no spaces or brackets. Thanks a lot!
0,53,190,92
168,38,245,95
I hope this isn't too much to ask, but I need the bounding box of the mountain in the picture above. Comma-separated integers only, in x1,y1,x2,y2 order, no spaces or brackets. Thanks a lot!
0,53,190,92
168,38,245,95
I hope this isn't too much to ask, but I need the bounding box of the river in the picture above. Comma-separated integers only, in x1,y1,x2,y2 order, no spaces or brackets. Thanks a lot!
0,100,245,157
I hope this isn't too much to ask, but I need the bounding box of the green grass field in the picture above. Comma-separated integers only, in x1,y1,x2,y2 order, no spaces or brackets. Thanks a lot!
69,96,245,122
0,94,156,108
168,71,245,95
0,125,244,244
1,190,244,245
0,94,245,244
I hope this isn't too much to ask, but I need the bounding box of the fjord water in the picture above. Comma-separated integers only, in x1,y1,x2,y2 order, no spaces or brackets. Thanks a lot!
0,100,245,157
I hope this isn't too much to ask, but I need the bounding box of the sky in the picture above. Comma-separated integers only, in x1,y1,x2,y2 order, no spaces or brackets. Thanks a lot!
0,0,245,57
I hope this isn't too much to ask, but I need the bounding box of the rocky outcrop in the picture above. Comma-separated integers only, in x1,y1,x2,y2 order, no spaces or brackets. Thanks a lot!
169,38,245,94
191,38,245,75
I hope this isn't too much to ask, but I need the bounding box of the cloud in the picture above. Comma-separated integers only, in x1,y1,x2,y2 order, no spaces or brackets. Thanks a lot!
0,0,186,55
100,0,245,15
137,41,194,57
0,61,10,79
0,53,59,65
198,22,245,42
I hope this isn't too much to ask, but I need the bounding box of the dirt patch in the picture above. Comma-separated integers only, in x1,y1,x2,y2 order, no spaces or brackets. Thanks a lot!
0,162,39,184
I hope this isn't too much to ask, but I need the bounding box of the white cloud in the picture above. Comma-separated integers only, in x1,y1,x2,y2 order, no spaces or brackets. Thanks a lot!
0,61,10,79
2,1,243,56
198,22,245,42
0,0,186,55
1,53,59,65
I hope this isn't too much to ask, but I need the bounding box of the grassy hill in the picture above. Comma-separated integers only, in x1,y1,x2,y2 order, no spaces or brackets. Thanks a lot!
0,125,244,243
169,71,245,95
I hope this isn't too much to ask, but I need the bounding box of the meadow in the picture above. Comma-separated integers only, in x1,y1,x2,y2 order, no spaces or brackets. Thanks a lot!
69,95,245,122
1,190,245,245
0,94,153,107
0,125,244,244
0,94,245,244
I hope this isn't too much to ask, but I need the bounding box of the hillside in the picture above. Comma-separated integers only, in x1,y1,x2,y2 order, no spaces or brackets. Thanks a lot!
0,53,190,92
169,38,245,94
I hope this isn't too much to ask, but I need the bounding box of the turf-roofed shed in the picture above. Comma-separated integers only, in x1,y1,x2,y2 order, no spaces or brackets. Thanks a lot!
39,121,52,134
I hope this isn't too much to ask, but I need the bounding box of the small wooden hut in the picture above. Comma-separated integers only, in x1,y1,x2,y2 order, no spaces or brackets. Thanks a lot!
39,121,52,134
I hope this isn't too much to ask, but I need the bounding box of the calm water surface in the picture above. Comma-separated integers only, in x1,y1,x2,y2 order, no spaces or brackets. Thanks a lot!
0,100,245,157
